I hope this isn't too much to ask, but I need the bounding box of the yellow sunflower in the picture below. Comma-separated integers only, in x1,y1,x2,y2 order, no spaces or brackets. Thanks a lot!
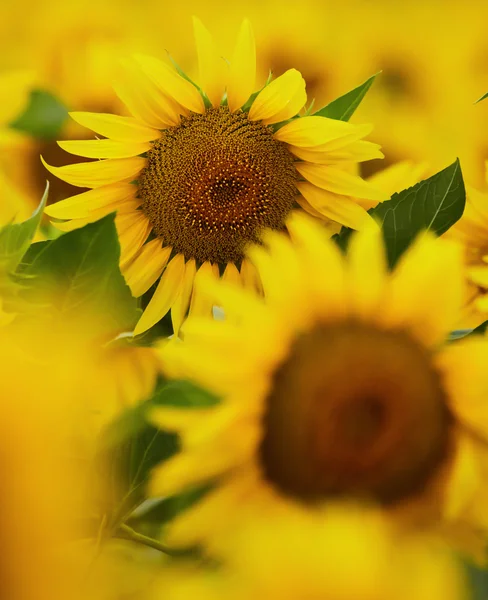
156,506,468,600
150,213,488,558
43,19,386,337
447,164,488,326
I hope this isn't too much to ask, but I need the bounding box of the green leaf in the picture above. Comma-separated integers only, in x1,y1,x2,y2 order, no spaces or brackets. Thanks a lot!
98,378,219,526
152,380,220,408
372,159,465,268
19,214,138,333
475,91,488,104
313,72,380,121
0,183,48,273
102,423,179,529
130,486,210,526
9,89,69,140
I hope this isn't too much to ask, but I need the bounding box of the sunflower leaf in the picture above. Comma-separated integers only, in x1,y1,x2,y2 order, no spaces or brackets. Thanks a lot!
0,182,48,274
372,158,465,268
475,91,488,104
313,72,380,121
18,213,138,334
10,89,68,140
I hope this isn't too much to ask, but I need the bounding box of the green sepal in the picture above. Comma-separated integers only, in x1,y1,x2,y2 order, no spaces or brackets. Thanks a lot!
0,182,48,274
313,72,380,121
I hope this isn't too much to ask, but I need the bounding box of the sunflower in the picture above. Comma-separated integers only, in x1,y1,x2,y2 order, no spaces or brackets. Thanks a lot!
156,506,468,600
447,165,488,327
150,213,488,557
0,70,38,223
43,19,386,337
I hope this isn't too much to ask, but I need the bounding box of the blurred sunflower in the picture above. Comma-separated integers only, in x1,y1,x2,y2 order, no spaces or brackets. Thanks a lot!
151,214,488,558
155,506,468,600
43,19,386,336
447,165,488,327
0,70,38,223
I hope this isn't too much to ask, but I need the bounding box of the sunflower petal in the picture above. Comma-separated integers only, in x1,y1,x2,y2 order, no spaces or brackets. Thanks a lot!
291,140,384,165
248,69,306,125
275,116,373,148
69,112,160,143
193,17,225,107
297,182,378,231
44,182,136,219
222,262,241,287
114,60,181,128
227,19,256,112
348,228,387,318
134,54,205,114
116,212,153,268
124,241,172,297
171,259,197,336
189,261,219,318
240,258,262,293
134,254,185,335
382,234,464,346
296,163,388,202
58,139,151,159
41,156,145,188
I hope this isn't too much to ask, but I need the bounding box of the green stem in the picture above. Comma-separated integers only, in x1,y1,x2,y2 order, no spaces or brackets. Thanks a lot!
116,523,180,556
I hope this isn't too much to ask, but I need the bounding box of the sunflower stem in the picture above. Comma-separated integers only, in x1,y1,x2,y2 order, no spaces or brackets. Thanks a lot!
116,523,179,556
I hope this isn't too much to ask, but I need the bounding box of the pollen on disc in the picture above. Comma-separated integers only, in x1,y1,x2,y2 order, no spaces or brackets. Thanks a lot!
138,106,298,265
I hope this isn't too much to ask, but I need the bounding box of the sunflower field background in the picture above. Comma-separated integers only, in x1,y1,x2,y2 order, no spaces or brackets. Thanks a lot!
3,0,488,598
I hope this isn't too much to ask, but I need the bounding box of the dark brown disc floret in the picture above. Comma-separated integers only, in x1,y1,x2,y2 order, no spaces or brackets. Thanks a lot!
259,322,452,506
138,107,298,264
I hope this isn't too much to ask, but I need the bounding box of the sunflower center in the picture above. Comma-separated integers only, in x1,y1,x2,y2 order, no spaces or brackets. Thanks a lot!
259,322,451,505
139,107,298,264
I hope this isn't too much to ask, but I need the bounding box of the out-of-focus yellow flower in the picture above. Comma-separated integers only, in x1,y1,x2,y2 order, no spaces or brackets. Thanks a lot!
0,71,38,223
447,164,488,327
151,214,488,559
0,321,96,600
154,506,468,600
42,19,386,337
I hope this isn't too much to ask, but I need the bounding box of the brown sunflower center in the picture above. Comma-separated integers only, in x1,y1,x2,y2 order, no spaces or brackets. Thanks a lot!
259,322,451,505
138,106,298,264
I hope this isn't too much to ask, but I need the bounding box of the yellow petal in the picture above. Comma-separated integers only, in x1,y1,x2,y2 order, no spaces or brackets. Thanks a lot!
275,115,372,148
134,253,185,335
285,211,347,314
114,60,181,128
348,228,387,318
58,139,151,159
292,140,383,165
382,234,464,346
44,182,136,219
297,182,378,231
69,111,160,143
189,261,219,318
133,54,205,114
222,262,241,287
227,19,256,112
116,212,153,268
240,258,262,293
440,337,488,440
248,69,306,125
171,259,197,336
193,17,225,107
124,241,172,297
443,433,480,520
296,163,388,202
41,156,145,188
